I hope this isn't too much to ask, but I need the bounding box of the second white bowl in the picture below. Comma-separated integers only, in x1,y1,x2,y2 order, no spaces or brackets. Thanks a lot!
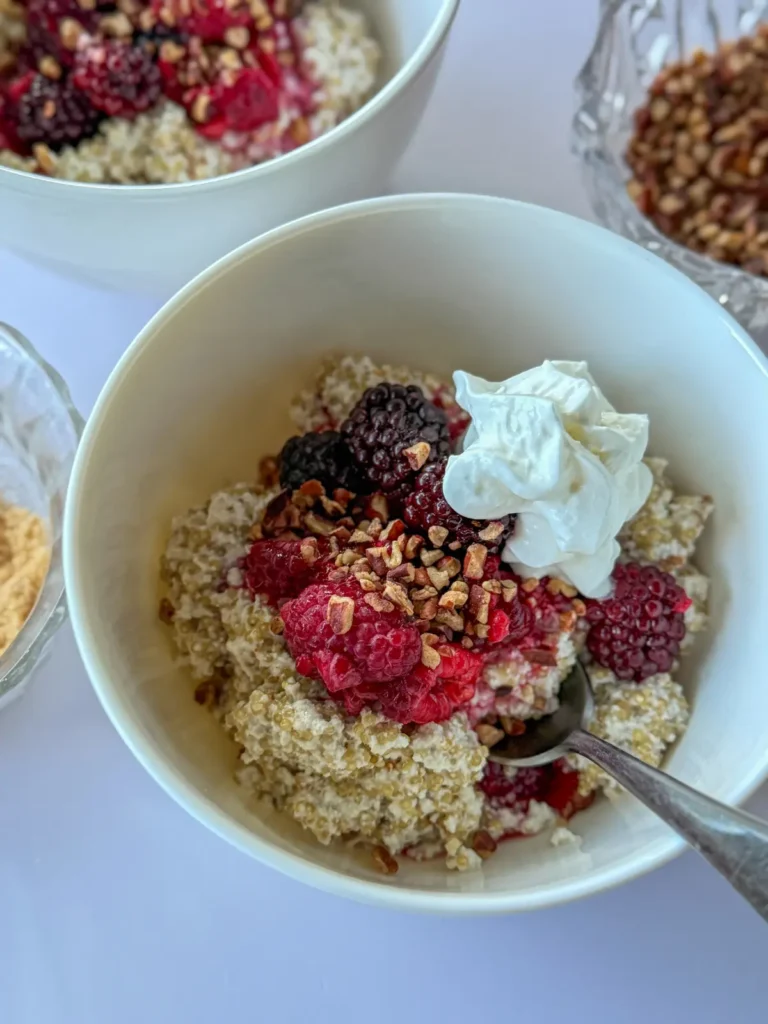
64,194,768,913
0,0,457,295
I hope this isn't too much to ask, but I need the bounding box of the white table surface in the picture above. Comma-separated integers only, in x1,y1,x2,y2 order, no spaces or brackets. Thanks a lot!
2,2,767,1022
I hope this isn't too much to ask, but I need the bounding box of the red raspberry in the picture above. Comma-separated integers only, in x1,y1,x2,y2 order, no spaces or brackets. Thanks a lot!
187,67,280,138
586,562,691,681
73,40,162,118
242,538,328,604
480,762,547,806
151,0,253,43
377,643,483,725
403,459,514,552
281,580,422,691
479,760,586,829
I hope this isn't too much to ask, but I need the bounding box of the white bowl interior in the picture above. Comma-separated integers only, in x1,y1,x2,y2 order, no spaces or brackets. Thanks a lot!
65,196,768,911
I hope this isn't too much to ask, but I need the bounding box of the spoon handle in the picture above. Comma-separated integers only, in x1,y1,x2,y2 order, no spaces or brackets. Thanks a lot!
568,729,768,922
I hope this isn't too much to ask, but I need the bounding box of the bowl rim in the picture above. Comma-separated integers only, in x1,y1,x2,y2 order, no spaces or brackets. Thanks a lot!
64,192,768,914
0,0,460,198
0,322,84,704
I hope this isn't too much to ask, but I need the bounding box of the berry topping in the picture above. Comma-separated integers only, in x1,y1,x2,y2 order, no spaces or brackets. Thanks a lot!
374,642,482,725
585,562,691,681
281,580,422,689
403,458,513,551
341,383,451,498
25,0,97,66
279,431,367,495
150,0,253,44
188,67,279,137
479,759,586,828
73,40,162,118
242,537,328,604
15,73,101,149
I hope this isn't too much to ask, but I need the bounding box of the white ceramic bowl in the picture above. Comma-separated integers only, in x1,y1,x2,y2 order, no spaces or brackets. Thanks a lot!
0,0,457,296
64,194,768,913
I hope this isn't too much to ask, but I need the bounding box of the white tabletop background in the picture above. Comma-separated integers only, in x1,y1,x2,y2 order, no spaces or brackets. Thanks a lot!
2,2,767,1021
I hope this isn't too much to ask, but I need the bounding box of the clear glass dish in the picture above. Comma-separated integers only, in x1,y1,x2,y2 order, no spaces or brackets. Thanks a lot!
572,0,768,338
0,323,83,709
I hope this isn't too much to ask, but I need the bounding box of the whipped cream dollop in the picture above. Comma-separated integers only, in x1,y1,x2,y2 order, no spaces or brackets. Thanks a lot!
442,361,652,598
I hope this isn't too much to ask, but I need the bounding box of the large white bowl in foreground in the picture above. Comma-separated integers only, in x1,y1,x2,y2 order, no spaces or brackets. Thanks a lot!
0,0,457,295
64,194,768,913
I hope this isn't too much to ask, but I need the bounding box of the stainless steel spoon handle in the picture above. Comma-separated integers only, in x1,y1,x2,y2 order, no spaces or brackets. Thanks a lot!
568,728,768,922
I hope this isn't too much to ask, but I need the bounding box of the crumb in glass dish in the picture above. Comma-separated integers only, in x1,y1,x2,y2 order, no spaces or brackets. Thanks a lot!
0,0,380,183
160,354,712,873
0,499,49,657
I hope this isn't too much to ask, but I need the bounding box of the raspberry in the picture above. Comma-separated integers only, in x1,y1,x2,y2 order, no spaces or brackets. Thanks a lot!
187,67,279,137
278,431,367,494
73,40,162,118
242,537,328,604
480,762,547,806
15,73,101,149
341,384,451,498
586,562,691,681
281,580,422,689
377,643,483,725
151,0,253,43
479,760,585,826
403,459,513,551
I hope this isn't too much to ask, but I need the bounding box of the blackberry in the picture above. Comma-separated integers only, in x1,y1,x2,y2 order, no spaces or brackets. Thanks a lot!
403,459,514,550
25,0,99,66
585,562,691,682
73,40,162,118
279,430,367,494
341,384,451,498
16,73,102,149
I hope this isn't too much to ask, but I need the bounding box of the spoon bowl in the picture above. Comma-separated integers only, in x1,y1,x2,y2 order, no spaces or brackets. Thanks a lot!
488,661,594,768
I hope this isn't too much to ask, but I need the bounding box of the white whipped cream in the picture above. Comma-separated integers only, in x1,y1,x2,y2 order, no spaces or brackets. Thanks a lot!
442,361,652,598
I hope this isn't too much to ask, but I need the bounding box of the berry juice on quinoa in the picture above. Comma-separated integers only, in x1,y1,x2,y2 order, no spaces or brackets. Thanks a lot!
159,354,712,874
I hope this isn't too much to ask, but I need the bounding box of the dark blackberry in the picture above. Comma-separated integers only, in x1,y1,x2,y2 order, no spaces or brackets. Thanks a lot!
585,563,692,682
16,73,102,149
72,40,162,118
279,431,367,494
25,0,99,66
403,459,514,550
341,384,451,497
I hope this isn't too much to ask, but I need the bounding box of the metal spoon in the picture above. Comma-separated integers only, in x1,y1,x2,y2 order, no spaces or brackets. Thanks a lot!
489,661,768,922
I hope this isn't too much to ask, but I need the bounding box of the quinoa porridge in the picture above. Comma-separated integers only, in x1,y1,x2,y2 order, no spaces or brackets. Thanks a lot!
160,354,713,873
0,0,379,183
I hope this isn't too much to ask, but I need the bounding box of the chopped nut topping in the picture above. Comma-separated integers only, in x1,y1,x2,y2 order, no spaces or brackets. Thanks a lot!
327,595,354,635
475,724,504,747
426,566,451,591
482,578,502,594
304,511,336,537
365,593,395,614
438,589,468,611
158,597,175,624
417,597,438,621
224,25,250,48
501,716,526,736
469,585,491,624
371,845,399,875
427,525,449,547
477,521,505,543
521,577,540,593
463,544,488,580
404,535,424,560
39,55,62,79
269,616,284,636
547,578,577,598
436,555,461,578
420,635,441,669
420,548,444,568
383,581,414,615
403,441,431,470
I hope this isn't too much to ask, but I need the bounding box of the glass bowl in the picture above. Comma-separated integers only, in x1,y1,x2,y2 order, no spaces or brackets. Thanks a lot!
0,323,83,709
572,0,768,338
